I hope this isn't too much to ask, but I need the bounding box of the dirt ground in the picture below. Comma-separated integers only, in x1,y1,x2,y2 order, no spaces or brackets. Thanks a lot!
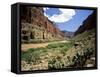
21,40,68,51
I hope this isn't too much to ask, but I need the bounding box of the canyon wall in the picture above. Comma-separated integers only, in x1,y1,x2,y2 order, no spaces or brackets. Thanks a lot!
75,11,96,35
20,6,65,43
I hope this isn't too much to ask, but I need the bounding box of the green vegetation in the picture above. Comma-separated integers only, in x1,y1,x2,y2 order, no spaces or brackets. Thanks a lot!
21,49,41,64
48,55,71,69
48,56,65,69
21,29,96,70
72,48,95,67
72,29,95,43
70,29,96,68
21,47,49,64
47,42,74,55
21,42,74,70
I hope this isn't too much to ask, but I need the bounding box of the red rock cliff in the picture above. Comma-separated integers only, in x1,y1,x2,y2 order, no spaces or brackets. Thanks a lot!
20,6,65,43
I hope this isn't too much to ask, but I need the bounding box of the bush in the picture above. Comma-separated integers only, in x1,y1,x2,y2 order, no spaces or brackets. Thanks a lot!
60,46,69,55
48,55,69,69
21,48,42,64
72,48,95,67
21,42,74,67
47,42,74,50
48,57,64,69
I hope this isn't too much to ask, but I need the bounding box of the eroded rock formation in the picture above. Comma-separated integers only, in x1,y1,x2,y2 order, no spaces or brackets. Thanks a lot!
21,6,65,43
75,11,97,35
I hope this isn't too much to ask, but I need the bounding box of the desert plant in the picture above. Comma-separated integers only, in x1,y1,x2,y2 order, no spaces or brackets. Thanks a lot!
21,48,42,64
48,55,69,69
71,48,95,67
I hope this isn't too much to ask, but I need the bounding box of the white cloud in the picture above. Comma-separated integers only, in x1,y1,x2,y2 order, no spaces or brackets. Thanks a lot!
43,8,76,23
43,7,49,11
43,8,50,17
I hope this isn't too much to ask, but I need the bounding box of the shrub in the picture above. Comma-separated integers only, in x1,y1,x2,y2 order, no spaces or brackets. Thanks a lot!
21,48,42,64
48,57,63,69
48,55,69,69
60,46,68,55
72,48,95,67
47,42,74,50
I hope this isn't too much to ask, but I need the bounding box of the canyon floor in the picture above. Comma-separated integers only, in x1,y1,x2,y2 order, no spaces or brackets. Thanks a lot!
21,29,96,71
21,40,69,51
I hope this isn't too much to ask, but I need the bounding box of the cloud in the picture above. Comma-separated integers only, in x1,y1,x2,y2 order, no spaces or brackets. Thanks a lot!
43,8,76,23
44,12,50,17
43,7,49,11
43,8,50,17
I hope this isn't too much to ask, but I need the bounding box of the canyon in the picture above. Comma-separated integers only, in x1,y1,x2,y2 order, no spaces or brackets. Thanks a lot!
21,7,97,71
21,6,65,43
75,10,96,35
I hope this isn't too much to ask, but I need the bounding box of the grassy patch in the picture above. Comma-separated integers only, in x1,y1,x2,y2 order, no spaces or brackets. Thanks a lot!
21,42,74,65
21,50,40,64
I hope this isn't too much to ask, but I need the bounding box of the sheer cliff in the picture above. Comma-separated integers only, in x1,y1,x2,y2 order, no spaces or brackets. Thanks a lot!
20,6,65,43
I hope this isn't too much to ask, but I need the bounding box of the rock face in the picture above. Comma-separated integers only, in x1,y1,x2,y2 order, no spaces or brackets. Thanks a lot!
62,30,74,38
20,6,65,43
75,11,97,35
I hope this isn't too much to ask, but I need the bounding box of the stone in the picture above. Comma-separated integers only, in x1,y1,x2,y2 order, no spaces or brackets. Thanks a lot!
21,6,65,43
75,11,96,35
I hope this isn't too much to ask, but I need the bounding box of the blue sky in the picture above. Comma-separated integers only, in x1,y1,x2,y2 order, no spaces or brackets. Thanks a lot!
43,8,93,32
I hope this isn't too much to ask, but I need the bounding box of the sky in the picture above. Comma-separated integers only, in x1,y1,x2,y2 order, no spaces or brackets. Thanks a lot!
43,7,93,32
